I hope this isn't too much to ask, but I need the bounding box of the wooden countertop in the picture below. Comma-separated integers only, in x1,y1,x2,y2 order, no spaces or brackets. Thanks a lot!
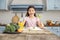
0,29,60,40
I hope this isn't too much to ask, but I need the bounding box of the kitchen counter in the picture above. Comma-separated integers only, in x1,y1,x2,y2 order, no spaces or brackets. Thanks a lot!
45,25,60,27
0,29,60,40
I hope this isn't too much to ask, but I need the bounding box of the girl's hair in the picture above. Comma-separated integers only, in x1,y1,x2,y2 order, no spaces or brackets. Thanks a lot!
26,5,36,17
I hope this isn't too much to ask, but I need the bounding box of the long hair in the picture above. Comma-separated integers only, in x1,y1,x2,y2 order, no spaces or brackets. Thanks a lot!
26,5,36,17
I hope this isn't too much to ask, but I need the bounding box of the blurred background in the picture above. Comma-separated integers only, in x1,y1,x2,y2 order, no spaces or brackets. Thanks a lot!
0,0,60,37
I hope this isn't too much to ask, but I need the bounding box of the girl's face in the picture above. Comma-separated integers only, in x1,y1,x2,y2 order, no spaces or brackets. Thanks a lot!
28,8,35,16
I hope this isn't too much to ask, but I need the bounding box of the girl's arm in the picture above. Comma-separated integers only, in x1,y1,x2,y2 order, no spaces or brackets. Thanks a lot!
37,21,44,29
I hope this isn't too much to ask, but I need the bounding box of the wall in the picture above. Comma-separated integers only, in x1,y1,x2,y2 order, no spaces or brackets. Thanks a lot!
0,11,60,24
40,11,60,23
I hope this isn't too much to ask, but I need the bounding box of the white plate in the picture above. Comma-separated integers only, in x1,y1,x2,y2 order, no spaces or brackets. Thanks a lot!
23,27,42,31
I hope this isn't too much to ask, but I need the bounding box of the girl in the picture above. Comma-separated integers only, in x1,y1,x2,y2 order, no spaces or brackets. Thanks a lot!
23,5,44,29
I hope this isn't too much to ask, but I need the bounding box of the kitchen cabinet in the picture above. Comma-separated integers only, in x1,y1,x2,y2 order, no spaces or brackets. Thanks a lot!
55,0,60,10
47,0,60,10
0,0,9,10
45,27,60,37
0,26,5,33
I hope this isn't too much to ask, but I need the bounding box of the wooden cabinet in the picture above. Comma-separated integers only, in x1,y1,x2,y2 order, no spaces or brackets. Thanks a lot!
47,0,60,10
0,0,9,10
55,0,60,10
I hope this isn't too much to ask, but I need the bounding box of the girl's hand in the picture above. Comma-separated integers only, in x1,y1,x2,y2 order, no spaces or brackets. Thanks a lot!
37,21,44,29
40,23,44,29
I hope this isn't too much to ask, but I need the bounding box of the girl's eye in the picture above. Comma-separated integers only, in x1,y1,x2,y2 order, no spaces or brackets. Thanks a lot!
29,8,35,12
32,10,34,11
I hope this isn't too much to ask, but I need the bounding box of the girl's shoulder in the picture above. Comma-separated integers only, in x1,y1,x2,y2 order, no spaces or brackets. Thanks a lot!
35,17,39,19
